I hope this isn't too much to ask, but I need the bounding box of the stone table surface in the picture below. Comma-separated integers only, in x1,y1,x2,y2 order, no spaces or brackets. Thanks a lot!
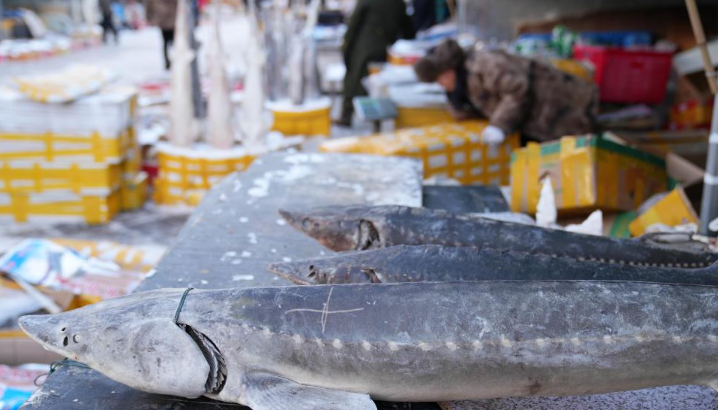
22,152,432,410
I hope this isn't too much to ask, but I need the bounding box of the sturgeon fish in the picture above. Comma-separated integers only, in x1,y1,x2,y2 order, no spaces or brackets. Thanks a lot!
267,245,718,285
279,205,718,268
18,282,718,408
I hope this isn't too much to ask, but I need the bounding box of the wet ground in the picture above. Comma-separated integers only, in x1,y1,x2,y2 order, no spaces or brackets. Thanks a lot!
0,204,191,255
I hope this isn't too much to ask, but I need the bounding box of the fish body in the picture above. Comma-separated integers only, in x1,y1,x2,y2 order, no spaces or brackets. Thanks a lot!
279,205,718,268
268,245,718,285
19,282,718,408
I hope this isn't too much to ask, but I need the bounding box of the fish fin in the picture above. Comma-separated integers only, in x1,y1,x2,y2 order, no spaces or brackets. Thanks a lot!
241,373,376,410
706,380,718,393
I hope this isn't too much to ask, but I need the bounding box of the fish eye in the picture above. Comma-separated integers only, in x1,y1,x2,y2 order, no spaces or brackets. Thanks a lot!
302,218,312,228
63,336,69,347
73,335,81,343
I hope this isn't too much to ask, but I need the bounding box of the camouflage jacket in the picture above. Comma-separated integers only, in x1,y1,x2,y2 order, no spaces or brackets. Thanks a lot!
465,48,598,141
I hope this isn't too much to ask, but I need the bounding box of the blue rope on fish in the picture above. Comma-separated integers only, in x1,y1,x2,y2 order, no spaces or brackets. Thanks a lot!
35,358,90,386
50,358,90,374
174,287,194,325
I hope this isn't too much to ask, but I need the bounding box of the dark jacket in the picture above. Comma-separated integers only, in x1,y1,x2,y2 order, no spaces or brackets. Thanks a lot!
411,0,449,32
341,0,415,117
343,0,415,67
100,0,113,17
465,47,598,141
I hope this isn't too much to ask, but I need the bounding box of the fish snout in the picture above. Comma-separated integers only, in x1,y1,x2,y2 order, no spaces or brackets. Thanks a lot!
266,261,312,285
278,209,303,229
19,314,62,346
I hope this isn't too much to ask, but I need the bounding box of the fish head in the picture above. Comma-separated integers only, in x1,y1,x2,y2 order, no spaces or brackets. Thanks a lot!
279,206,382,251
267,258,345,284
19,292,210,398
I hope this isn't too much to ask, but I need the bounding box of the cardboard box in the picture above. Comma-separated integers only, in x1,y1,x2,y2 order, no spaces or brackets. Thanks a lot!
320,121,519,186
0,279,78,365
510,135,668,214
628,188,699,236
0,334,63,366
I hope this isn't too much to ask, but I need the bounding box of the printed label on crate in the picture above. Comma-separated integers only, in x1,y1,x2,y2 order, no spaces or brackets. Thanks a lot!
320,120,518,185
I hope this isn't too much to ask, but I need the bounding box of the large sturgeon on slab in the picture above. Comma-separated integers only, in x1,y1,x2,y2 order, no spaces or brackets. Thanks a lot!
267,245,718,285
279,205,718,268
19,282,718,409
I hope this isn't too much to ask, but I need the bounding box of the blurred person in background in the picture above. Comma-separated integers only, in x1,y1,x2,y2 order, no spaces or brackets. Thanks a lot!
125,0,147,29
338,0,415,126
411,0,449,33
112,0,128,29
414,39,598,144
100,0,119,43
146,0,178,69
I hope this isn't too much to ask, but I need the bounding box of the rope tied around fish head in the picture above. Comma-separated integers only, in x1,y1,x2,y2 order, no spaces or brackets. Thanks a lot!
34,288,196,388
34,358,90,386
174,287,194,325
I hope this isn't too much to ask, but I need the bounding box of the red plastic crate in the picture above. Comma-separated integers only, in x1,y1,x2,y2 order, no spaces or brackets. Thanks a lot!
573,45,673,104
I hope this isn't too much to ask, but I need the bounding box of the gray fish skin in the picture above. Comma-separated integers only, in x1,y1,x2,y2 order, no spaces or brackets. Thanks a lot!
267,245,718,286
278,205,718,268
18,282,718,406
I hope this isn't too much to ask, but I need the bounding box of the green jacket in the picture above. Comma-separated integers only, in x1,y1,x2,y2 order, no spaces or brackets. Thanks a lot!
343,0,415,66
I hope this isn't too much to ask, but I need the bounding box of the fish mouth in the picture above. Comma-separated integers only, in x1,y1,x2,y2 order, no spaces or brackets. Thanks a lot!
266,262,312,285
356,220,381,251
278,209,303,231
360,268,383,283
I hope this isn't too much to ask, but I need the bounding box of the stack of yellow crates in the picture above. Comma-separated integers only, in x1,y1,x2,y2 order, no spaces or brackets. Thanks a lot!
266,98,332,137
320,120,519,185
153,143,256,206
0,84,146,224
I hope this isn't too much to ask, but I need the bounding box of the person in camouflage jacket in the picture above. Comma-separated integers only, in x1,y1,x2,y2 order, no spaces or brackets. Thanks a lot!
414,39,598,144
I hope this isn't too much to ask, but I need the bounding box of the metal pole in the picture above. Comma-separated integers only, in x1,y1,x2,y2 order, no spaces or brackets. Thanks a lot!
684,0,718,234
700,95,718,234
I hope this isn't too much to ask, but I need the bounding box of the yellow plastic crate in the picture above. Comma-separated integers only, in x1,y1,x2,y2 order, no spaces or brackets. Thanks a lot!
0,127,134,164
511,135,668,214
396,106,456,129
153,143,256,206
0,189,121,224
267,98,331,137
153,180,207,207
0,160,122,195
321,120,519,185
122,139,142,176
120,172,148,210
550,59,594,83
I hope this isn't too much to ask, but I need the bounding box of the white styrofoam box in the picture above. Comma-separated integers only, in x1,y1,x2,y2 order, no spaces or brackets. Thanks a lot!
0,84,136,138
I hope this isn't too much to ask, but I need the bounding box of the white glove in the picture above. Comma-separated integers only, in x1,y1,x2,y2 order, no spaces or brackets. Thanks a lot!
482,125,506,146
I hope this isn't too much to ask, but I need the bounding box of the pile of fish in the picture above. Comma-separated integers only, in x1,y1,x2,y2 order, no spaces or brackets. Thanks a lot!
19,205,718,410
